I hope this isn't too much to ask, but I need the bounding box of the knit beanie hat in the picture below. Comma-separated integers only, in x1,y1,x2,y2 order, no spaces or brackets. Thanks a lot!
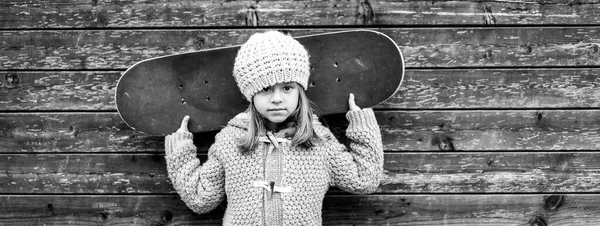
233,30,310,100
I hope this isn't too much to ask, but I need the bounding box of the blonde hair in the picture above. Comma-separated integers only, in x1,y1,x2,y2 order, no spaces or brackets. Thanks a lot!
238,84,318,152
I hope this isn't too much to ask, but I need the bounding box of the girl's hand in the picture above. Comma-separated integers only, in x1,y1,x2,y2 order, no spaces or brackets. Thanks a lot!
176,115,190,133
348,93,362,111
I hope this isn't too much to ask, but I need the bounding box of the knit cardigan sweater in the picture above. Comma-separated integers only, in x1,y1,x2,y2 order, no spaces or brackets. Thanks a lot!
164,109,383,225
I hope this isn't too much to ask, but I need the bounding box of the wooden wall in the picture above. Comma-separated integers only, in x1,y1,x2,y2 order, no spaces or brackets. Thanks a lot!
2,0,600,225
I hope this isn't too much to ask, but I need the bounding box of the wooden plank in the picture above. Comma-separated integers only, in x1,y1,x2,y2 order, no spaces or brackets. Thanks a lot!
1,0,598,28
3,152,600,194
0,71,119,111
386,68,600,109
377,110,600,151
0,194,598,225
4,69,600,111
3,110,600,152
3,28,600,69
0,113,165,153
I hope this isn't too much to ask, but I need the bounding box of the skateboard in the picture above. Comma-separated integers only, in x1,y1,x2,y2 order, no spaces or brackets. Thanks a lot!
116,30,404,136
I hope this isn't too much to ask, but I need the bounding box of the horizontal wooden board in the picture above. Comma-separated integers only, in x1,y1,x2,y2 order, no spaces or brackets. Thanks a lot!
388,68,600,109
4,68,600,111
3,110,600,152
3,28,600,69
378,110,600,151
1,0,599,28
0,194,598,225
0,71,119,111
3,152,600,194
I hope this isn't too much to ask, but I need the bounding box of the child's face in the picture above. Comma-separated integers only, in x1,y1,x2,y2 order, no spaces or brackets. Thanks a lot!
253,82,300,125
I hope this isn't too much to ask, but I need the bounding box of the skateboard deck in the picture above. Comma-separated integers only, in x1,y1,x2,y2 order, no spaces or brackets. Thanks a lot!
116,30,404,136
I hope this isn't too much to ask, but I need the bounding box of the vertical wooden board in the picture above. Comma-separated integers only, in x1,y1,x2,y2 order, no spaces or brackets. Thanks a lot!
0,71,118,111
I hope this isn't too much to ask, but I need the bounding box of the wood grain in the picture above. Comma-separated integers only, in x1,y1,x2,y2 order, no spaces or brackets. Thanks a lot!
377,110,600,151
4,69,600,111
0,194,597,225
3,152,600,194
3,28,600,69
3,110,600,152
1,0,598,28
387,68,600,109
0,71,119,111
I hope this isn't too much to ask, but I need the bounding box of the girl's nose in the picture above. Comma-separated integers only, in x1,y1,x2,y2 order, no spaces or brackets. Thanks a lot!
270,89,283,103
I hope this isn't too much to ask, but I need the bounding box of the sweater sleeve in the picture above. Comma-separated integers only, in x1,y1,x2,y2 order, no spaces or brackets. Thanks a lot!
325,108,384,194
164,132,225,214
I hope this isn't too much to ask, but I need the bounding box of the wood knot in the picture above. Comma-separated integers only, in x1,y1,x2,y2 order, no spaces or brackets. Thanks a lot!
356,0,375,25
193,36,205,50
431,134,454,151
96,211,110,221
529,216,547,226
161,210,173,222
544,195,565,211
245,5,259,26
484,49,493,59
4,74,19,87
591,44,599,53
521,44,533,54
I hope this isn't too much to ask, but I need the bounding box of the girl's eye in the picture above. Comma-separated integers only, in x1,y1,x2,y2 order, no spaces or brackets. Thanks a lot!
283,85,294,91
261,87,272,92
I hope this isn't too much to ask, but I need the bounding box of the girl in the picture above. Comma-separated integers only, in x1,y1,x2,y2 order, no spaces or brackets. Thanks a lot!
164,30,383,226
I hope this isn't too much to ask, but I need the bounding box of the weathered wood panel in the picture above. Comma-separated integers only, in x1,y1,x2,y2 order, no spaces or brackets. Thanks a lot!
4,69,600,111
379,110,600,151
0,113,163,153
1,0,597,28
0,194,596,225
3,110,600,152
3,28,600,69
388,68,600,109
0,71,118,111
2,152,600,194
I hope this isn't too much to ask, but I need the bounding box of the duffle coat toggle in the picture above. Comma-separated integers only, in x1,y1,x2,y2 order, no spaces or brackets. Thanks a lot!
253,131,293,200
